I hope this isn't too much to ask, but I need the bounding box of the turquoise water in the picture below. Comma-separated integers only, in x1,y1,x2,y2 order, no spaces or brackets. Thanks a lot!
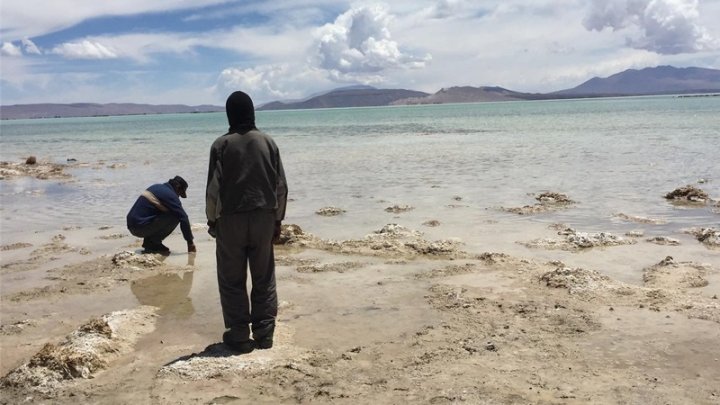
1,96,718,244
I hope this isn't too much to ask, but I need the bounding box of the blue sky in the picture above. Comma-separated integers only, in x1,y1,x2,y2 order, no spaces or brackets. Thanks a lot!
1,0,719,106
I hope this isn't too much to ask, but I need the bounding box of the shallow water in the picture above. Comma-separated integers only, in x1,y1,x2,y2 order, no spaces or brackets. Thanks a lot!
1,96,718,247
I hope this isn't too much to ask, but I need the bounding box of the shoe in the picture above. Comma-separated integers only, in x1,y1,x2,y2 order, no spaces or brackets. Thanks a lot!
252,322,275,349
223,331,255,354
224,339,256,354
142,247,170,255
255,336,273,350
142,242,170,255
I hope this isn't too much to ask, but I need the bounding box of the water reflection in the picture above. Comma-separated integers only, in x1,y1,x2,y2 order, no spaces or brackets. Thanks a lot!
131,271,195,318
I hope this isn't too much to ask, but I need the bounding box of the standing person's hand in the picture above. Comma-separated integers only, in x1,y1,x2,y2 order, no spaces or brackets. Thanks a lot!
207,221,217,238
188,242,197,253
273,221,282,244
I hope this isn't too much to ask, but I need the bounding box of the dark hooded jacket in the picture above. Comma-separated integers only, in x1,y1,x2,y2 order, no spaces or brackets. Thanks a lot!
206,91,287,222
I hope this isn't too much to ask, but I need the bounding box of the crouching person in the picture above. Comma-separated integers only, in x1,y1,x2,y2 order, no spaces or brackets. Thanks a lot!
127,175,196,255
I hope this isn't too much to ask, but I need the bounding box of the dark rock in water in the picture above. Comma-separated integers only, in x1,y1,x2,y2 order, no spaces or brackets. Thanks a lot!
25,156,37,165
664,185,709,202
67,158,78,162
535,192,574,204
646,236,680,246
385,204,414,213
315,207,345,216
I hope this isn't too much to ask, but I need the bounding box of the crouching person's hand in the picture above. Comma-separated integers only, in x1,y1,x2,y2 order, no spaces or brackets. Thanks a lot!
188,242,197,253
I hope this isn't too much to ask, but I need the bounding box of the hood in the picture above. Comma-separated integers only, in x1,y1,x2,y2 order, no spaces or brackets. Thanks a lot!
225,91,257,134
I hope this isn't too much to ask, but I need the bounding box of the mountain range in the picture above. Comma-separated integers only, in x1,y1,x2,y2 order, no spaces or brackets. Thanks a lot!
2,66,718,119
256,65,719,110
258,86,428,110
554,65,720,96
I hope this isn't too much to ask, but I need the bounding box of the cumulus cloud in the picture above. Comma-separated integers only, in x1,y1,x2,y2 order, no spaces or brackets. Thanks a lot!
314,5,430,80
216,64,331,103
51,40,118,59
583,0,716,54
1,42,23,57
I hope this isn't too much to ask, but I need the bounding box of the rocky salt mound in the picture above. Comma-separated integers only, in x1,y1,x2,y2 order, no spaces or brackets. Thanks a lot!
684,227,720,249
275,224,314,246
520,226,636,251
534,259,719,323
539,266,615,295
0,160,73,180
0,307,157,396
158,324,310,381
613,213,667,224
501,192,576,215
276,223,464,258
643,256,709,289
339,224,463,257
112,251,165,269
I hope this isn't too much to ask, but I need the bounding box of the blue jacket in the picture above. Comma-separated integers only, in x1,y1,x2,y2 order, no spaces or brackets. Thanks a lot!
126,182,194,242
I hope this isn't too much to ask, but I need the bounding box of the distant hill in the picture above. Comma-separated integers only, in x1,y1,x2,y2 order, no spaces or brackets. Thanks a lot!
555,66,720,96
0,103,223,120
393,86,532,105
257,87,429,110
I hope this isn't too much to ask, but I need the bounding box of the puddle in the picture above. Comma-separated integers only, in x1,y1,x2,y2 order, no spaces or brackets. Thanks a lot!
130,271,195,319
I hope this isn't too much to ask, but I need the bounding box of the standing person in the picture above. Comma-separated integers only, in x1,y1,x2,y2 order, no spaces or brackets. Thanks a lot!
126,176,196,255
206,91,288,353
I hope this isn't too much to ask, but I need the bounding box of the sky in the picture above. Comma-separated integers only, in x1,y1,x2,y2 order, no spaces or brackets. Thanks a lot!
1,0,719,106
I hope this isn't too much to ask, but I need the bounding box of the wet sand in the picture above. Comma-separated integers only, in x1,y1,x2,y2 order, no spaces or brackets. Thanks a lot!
1,190,720,404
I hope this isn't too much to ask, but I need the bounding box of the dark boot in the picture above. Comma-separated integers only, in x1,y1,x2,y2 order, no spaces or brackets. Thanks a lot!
142,240,170,255
253,322,275,349
223,330,255,354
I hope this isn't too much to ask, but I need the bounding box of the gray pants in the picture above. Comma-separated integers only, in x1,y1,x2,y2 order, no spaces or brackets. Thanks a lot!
128,213,179,247
216,210,277,341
